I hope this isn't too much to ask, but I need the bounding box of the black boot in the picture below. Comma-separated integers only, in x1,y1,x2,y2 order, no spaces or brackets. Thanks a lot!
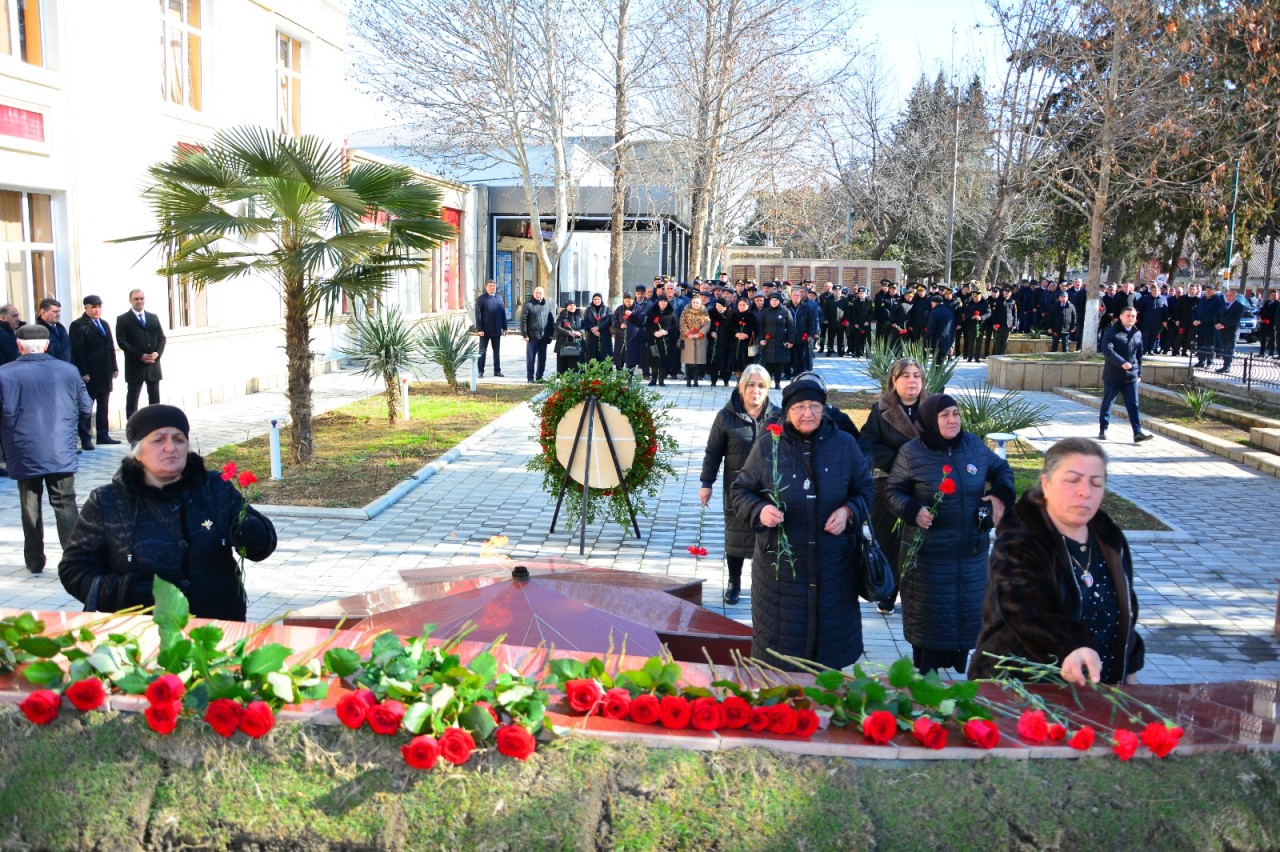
724,578,741,605
648,377,657,387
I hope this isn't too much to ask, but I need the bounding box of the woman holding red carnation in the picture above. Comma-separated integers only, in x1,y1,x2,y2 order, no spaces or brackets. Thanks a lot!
58,405,276,620
885,394,1015,675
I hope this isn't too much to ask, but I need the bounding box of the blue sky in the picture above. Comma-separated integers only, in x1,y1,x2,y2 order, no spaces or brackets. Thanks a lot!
858,0,1000,106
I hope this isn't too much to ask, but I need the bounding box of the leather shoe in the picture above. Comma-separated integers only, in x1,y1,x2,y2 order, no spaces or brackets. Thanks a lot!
494,372,505,377
1097,432,1107,441
81,442,95,451
1134,432,1154,443
97,436,122,445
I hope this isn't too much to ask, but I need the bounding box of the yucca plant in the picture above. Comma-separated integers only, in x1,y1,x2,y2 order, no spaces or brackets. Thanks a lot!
865,337,956,395
340,306,425,425
954,381,1052,438
420,316,478,391
1177,385,1219,420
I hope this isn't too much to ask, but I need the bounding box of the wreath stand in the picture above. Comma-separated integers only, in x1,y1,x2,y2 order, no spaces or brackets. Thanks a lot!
549,394,641,554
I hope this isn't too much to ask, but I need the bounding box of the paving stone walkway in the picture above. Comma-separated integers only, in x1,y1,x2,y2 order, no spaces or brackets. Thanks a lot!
2,355,1276,685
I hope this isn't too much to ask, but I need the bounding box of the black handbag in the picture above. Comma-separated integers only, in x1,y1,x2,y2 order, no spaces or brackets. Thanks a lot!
560,344,581,358
850,496,894,603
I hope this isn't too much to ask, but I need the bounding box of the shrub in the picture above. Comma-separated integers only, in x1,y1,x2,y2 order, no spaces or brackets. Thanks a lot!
339,306,425,425
865,336,956,396
420,316,479,392
1177,385,1220,420
955,381,1052,437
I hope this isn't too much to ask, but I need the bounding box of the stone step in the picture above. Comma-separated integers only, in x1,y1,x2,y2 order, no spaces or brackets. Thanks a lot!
1250,427,1280,454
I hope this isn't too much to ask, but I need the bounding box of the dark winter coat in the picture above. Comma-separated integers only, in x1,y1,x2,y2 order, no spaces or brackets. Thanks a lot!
115,311,166,382
0,324,19,365
759,304,793,364
644,302,677,361
0,354,92,479
968,489,1144,682
795,299,822,343
36,319,72,362
924,303,955,352
554,308,584,353
1100,322,1143,384
520,298,555,342
1046,300,1077,336
725,310,758,372
731,416,875,669
858,390,924,476
58,454,277,620
583,302,612,360
706,304,731,368
474,291,508,336
1217,298,1245,332
69,314,119,395
700,389,782,558
908,298,932,338
844,296,874,333
960,298,989,333
885,431,1016,651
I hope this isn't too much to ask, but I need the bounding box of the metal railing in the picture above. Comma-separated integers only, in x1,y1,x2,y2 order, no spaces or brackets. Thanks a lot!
1188,347,1280,391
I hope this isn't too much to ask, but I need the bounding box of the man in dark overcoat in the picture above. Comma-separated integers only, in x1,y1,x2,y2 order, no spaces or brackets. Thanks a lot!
70,295,121,446
474,279,508,377
115,289,166,417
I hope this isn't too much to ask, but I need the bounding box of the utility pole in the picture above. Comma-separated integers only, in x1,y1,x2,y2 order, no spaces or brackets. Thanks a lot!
944,88,959,287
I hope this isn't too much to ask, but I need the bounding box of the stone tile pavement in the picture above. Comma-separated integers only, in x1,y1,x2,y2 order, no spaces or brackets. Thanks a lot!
1,354,1276,685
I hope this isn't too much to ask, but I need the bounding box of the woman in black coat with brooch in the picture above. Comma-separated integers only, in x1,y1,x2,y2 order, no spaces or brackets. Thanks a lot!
554,299,585,374
725,297,759,380
758,293,794,386
582,293,612,362
644,295,676,386
731,375,874,670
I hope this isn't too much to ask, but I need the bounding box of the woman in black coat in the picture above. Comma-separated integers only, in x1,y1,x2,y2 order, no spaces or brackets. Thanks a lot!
858,357,927,613
644,295,676,386
582,293,612,362
705,298,733,387
885,394,1016,675
699,364,780,605
58,405,276,620
731,376,875,670
758,293,793,386
725,298,759,379
969,438,1144,685
554,301,585,374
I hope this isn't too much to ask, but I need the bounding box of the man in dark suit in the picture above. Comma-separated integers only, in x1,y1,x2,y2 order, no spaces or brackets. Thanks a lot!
70,295,121,446
35,298,72,363
474,279,507,377
115,289,166,417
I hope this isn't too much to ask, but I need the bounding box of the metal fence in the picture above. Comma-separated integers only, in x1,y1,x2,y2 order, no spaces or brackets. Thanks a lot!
1189,347,1280,391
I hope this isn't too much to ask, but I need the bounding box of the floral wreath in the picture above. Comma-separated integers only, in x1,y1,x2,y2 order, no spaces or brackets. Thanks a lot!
527,358,678,530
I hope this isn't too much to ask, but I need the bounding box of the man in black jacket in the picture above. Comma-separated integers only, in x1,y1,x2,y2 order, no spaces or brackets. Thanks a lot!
1099,307,1154,443
115,289,166,417
1046,291,1077,353
519,286,555,382
844,288,873,357
1213,288,1246,372
35,298,72,363
1259,290,1279,358
0,303,18,365
70,295,121,449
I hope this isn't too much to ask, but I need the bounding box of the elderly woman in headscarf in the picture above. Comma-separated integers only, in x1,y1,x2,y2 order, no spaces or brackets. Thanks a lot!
884,393,1015,675
679,292,711,387
583,292,612,362
59,405,277,619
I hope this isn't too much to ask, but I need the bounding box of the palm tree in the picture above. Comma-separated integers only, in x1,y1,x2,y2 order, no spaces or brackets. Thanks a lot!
122,126,453,463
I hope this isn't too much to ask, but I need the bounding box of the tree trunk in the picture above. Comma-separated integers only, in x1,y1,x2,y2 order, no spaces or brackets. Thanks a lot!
1166,218,1190,276
607,0,630,304
283,278,315,464
384,369,400,426
971,189,1020,284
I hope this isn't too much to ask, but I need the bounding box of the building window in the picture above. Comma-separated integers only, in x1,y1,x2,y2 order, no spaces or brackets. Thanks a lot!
0,0,44,67
276,32,301,136
160,0,202,111
0,189,55,321
164,238,207,329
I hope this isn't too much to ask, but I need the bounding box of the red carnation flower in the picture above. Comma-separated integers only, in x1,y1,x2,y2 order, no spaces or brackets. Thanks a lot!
438,727,476,765
939,478,957,495
1068,726,1096,751
690,697,725,732
64,678,107,713
204,698,243,738
19,689,61,726
861,710,897,744
237,470,258,488
367,699,406,736
145,674,186,707
911,716,948,750
963,718,1000,749
239,701,275,739
601,688,632,721
942,465,953,475
495,724,537,761
1048,723,1068,742
336,689,377,730
794,709,820,739
766,704,798,736
841,320,849,326
1140,721,1183,758
748,707,771,733
1016,710,1049,744
628,694,661,725
766,423,783,437
401,735,440,770
659,695,692,729
220,462,237,481
721,696,751,729
145,700,182,735
1112,728,1140,761
565,678,605,715
994,324,1001,330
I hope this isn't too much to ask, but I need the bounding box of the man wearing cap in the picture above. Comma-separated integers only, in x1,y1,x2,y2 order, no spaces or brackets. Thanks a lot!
116,289,166,417
843,287,873,357
70,295,121,447
0,323,93,573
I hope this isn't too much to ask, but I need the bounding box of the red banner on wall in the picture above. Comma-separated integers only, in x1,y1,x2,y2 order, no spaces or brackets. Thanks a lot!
0,104,44,142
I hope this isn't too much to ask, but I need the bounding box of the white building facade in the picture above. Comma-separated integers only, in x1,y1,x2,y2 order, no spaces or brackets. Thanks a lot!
0,0,475,428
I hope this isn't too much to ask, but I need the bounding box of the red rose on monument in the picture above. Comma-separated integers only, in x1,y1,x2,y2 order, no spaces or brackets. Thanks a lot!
367,699,406,736
1069,726,1096,751
659,695,692,729
565,678,605,715
861,710,897,744
438,727,476,765
601,688,632,721
336,689,378,730
963,718,1000,749
1139,721,1183,758
1048,723,1067,742
721,696,751,729
766,704,798,736
1016,710,1049,744
690,697,725,731
145,700,183,735
748,707,771,732
628,694,661,725
495,724,537,761
204,698,243,738
19,689,61,725
239,701,275,739
911,716,948,750
145,674,186,707
794,709,820,738
1112,728,1140,760
64,678,107,713
401,735,440,770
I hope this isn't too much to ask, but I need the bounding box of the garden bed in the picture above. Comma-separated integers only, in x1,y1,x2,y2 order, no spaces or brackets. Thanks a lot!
987,355,1191,391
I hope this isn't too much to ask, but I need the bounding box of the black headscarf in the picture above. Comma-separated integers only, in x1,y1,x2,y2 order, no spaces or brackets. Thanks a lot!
917,393,962,451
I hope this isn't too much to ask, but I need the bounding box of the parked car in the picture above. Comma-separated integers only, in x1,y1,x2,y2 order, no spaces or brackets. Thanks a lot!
1239,309,1259,344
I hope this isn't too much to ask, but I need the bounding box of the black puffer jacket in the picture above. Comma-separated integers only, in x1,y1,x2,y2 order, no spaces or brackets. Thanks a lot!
885,431,1016,651
699,390,782,558
731,416,874,669
59,454,277,620
968,489,1144,682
